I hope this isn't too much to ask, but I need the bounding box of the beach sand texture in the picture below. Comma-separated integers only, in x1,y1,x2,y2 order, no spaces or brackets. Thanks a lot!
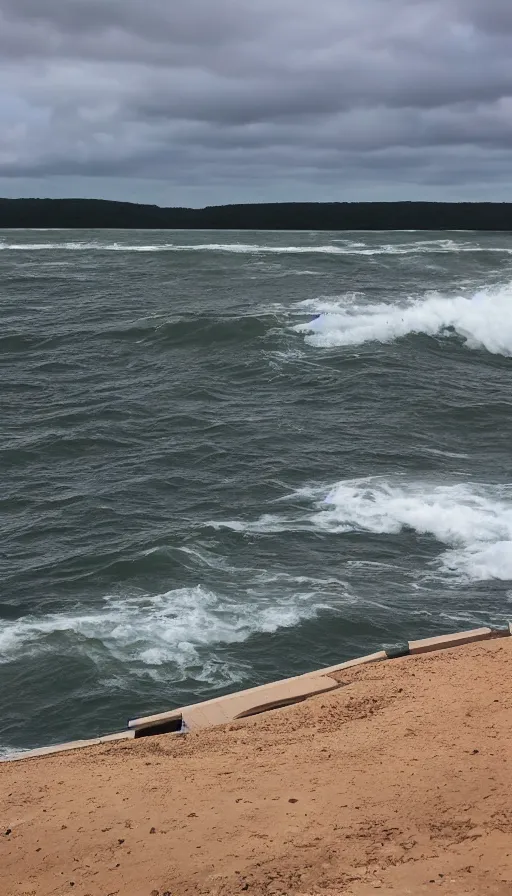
1,637,511,896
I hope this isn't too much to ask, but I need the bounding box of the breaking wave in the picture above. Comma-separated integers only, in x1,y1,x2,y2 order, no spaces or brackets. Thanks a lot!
0,582,325,674
212,477,512,583
294,283,512,355
2,239,512,255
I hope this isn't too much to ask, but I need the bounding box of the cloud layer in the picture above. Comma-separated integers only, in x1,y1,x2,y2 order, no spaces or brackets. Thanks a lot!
1,0,511,204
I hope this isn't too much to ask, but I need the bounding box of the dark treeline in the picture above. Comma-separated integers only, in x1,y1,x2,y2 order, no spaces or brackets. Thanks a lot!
1,198,512,230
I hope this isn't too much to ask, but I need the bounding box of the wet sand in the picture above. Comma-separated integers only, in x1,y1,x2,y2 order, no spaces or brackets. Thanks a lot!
1,637,511,896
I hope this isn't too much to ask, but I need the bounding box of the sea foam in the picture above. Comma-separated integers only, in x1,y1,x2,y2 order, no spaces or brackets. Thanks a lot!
0,582,323,672
2,239,512,255
214,477,512,582
294,283,512,355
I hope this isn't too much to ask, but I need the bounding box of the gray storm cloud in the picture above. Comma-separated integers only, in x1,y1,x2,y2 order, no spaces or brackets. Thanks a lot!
0,0,511,203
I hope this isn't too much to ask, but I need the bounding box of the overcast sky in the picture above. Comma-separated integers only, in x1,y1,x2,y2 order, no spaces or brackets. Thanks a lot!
1,0,511,206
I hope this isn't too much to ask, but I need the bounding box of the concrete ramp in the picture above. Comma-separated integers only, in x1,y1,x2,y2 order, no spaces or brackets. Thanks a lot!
128,673,339,736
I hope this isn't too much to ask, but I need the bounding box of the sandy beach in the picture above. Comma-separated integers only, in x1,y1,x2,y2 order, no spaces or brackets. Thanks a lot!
1,637,511,896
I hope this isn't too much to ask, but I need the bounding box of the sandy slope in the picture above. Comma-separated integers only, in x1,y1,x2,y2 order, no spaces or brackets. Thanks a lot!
1,638,511,896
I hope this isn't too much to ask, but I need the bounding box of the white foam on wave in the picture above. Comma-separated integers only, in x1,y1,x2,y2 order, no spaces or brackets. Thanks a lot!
0,746,30,762
0,241,373,253
0,582,324,674
2,239,511,255
422,447,470,460
214,478,512,583
208,513,311,535
0,242,103,251
0,241,345,253
294,282,512,355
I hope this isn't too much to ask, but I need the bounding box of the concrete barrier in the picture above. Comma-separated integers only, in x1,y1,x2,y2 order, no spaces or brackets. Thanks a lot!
7,731,135,762
99,732,135,744
12,738,102,760
128,674,340,735
409,626,494,655
5,623,510,760
300,650,387,677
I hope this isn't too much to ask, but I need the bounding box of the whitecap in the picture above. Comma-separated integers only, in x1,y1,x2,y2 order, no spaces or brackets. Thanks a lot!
294,282,512,356
214,477,512,583
0,583,325,671
2,239,511,255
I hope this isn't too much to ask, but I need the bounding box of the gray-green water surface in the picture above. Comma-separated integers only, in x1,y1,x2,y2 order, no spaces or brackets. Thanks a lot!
2,229,512,753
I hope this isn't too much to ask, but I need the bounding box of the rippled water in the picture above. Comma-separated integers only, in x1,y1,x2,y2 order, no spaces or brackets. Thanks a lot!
2,228,512,754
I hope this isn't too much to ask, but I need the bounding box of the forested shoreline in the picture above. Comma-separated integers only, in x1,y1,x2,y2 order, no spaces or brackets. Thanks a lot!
1,198,511,230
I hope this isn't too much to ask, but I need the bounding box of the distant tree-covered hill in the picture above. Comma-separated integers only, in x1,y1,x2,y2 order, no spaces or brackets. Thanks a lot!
0,198,511,230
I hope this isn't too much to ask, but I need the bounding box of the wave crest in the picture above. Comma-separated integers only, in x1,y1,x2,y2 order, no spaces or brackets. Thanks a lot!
213,477,512,582
2,238,512,255
294,283,512,355
0,583,322,673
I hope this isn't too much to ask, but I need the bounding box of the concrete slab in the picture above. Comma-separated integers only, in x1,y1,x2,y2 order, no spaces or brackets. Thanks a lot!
99,731,135,744
4,731,137,761
301,651,387,677
409,627,493,655
129,674,339,734
488,624,511,637
7,738,101,761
